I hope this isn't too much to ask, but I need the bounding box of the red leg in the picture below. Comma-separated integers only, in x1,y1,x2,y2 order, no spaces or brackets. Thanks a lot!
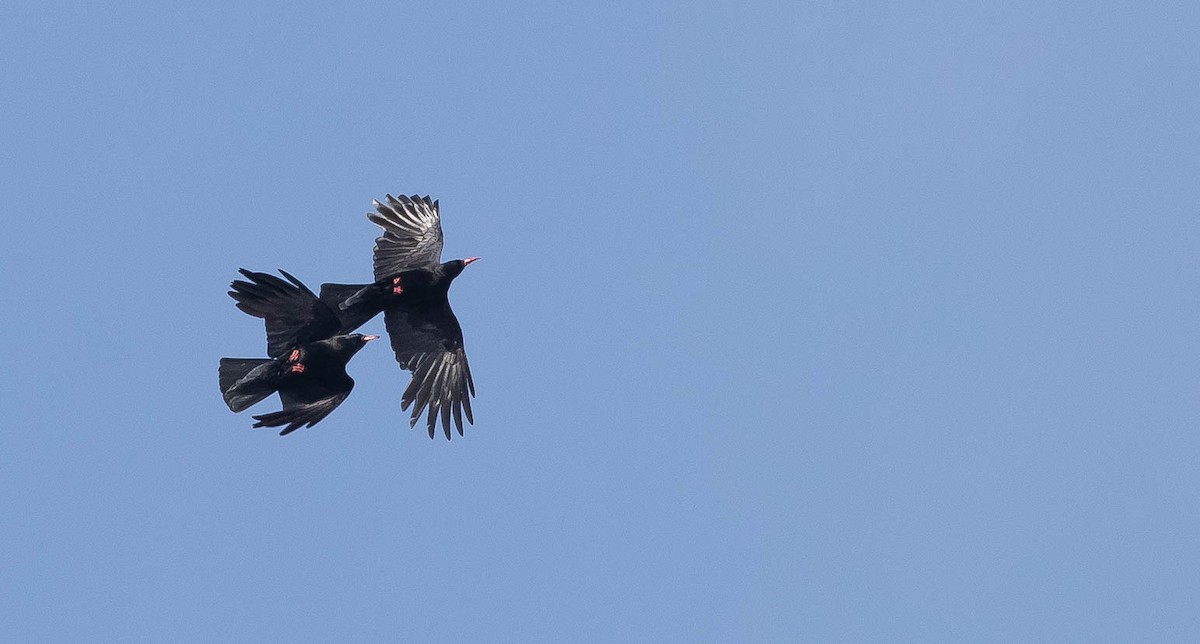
392,276,404,295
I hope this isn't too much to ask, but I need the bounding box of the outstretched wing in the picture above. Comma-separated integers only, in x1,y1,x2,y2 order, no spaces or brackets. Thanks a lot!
249,388,350,434
229,269,341,358
384,301,475,439
368,194,445,279
248,371,350,436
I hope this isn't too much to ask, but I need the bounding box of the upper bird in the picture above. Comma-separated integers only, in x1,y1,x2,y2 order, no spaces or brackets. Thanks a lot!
319,194,478,440
220,269,378,435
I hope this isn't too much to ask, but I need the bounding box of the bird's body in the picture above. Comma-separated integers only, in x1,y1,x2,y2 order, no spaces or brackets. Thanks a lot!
220,269,377,435
319,194,478,440
321,260,468,334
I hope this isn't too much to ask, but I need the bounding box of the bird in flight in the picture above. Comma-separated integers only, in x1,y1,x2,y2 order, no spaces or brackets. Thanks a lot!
219,269,378,435
320,194,479,440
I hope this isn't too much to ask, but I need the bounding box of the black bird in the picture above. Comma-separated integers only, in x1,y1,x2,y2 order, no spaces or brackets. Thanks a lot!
319,194,478,440
219,269,378,435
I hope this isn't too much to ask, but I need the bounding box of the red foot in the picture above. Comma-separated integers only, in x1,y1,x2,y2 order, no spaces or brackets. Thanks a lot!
392,276,404,295
290,363,306,374
288,349,300,362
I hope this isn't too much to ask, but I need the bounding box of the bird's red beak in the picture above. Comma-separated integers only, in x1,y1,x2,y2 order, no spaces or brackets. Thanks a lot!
363,335,380,342
463,256,481,266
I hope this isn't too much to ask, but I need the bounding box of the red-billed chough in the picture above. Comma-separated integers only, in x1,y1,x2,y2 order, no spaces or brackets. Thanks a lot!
319,194,478,440
220,269,378,435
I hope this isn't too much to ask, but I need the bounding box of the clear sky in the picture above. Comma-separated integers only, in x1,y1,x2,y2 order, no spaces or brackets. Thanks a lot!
2,2,1198,641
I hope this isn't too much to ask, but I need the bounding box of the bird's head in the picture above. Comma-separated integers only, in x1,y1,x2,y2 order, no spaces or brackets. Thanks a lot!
330,333,379,357
444,257,481,279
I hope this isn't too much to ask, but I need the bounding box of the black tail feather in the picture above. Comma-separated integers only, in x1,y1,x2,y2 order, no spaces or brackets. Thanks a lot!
319,283,383,333
218,357,275,412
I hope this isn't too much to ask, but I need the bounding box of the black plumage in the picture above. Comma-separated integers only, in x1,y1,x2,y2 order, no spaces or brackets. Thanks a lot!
219,269,378,435
319,194,478,440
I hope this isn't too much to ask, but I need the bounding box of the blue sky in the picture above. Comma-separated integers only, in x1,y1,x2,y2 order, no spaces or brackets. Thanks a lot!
2,1,1198,640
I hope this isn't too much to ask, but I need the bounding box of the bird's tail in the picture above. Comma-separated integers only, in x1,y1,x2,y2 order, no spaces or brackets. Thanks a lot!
319,282,371,310
319,283,381,333
219,357,276,412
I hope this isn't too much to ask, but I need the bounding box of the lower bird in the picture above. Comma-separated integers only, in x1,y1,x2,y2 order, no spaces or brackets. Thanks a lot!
219,269,377,435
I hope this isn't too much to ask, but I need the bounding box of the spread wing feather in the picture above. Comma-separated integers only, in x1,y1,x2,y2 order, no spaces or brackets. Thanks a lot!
252,390,352,436
384,302,475,439
228,269,341,357
368,194,445,279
